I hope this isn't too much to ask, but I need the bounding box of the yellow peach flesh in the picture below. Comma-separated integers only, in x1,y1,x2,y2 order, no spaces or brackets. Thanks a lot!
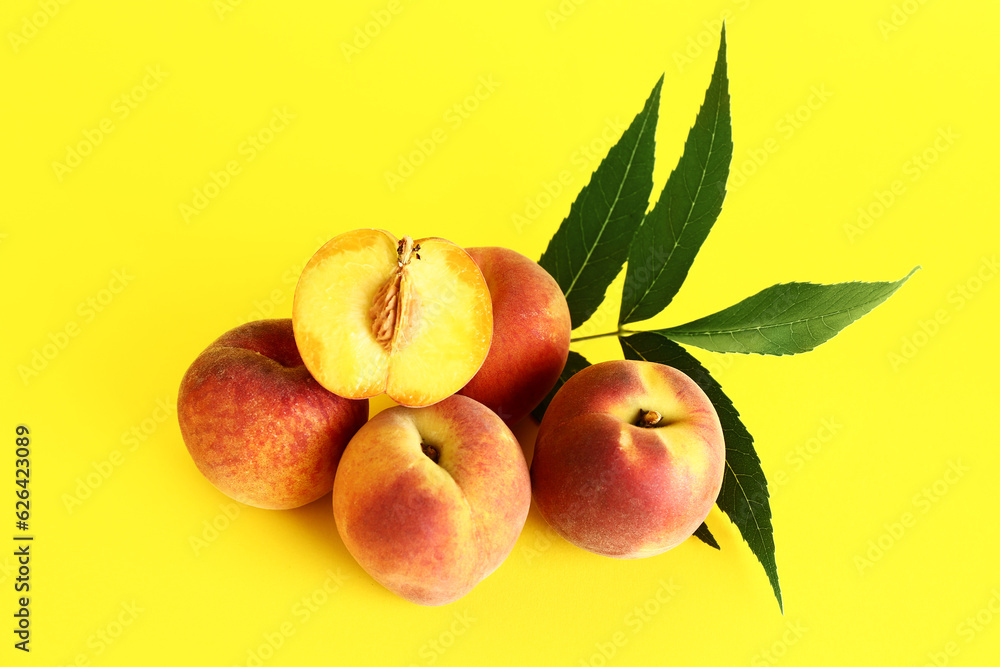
293,229,492,407
386,240,492,407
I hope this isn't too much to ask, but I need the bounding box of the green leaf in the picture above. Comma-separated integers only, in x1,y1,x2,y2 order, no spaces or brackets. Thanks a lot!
539,77,660,330
620,26,732,326
693,522,720,550
654,268,919,355
530,350,592,423
620,331,782,611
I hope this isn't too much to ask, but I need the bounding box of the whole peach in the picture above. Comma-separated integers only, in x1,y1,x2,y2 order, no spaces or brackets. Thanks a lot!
333,394,531,605
458,247,571,425
531,360,725,558
178,319,368,509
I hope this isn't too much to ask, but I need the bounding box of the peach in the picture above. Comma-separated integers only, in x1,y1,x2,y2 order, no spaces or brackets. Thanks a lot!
530,360,725,558
178,319,368,510
458,247,571,425
292,229,492,407
333,395,531,605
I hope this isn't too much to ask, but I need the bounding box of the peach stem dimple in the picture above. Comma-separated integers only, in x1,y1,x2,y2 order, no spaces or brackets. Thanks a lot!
421,442,440,464
636,409,662,428
397,236,416,266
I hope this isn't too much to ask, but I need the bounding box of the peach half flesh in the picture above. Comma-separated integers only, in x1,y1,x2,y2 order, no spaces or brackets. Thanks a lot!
292,229,492,407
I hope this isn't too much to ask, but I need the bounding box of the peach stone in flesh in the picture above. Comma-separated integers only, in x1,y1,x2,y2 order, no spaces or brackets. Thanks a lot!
292,229,492,407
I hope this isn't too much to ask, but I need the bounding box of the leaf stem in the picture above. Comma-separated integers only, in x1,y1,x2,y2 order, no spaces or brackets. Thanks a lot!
570,329,633,343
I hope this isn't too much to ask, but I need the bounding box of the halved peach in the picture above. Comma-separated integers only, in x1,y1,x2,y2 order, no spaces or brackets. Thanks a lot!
292,229,492,407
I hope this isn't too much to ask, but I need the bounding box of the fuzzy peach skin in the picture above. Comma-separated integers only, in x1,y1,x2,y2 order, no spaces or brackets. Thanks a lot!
530,360,725,558
458,247,571,425
178,319,368,510
333,394,531,606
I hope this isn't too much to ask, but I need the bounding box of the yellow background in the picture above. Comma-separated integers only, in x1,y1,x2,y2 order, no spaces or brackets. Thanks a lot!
3,1,998,665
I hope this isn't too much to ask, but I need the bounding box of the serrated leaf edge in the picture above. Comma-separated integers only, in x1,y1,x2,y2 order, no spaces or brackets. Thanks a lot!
621,28,730,325
561,77,664,303
656,268,920,356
